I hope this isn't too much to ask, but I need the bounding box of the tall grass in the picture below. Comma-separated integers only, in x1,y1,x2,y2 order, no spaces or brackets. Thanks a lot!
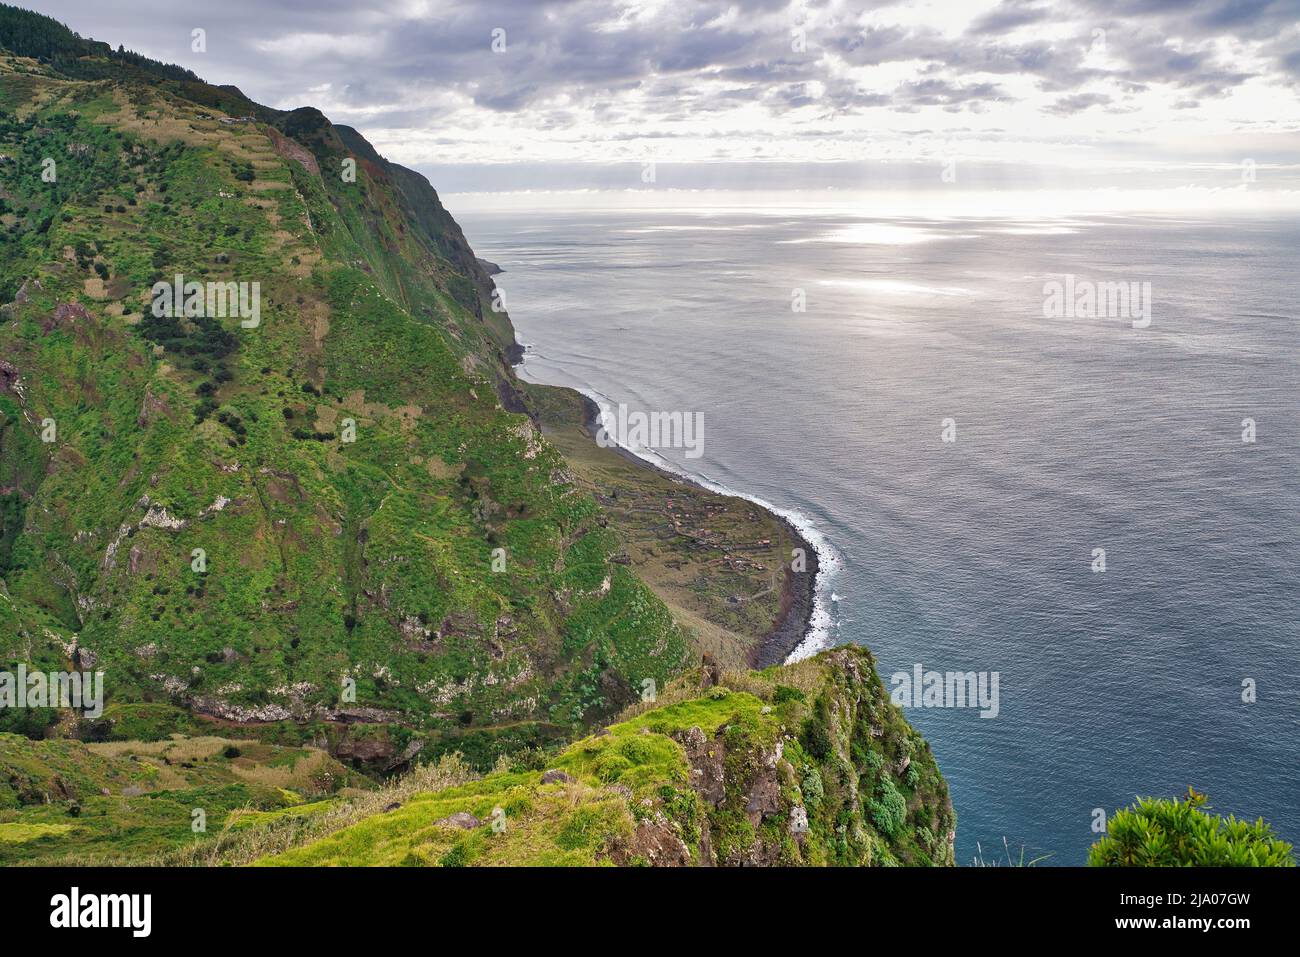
970,836,1053,867
150,753,477,867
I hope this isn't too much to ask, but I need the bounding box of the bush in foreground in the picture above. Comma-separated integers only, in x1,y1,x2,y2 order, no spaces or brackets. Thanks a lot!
1089,788,1294,867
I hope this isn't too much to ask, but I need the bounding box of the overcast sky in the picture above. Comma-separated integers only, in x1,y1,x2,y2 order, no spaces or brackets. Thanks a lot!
27,0,1300,194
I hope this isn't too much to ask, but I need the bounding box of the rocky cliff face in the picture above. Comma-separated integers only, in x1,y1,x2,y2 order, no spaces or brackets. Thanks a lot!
664,646,955,867
255,646,955,867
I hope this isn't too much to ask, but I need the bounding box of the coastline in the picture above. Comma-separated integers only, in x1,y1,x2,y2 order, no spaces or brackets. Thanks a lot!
564,389,830,668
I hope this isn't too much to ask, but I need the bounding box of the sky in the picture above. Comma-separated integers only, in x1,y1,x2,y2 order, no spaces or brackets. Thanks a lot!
26,0,1300,198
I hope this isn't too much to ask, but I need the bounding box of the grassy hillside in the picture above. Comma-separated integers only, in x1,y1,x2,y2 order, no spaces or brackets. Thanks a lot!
0,5,952,869
0,730,367,865
157,646,952,867
0,30,687,764
526,383,812,669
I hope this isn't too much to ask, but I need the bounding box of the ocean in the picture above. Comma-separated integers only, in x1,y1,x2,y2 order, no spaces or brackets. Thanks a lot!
453,195,1300,865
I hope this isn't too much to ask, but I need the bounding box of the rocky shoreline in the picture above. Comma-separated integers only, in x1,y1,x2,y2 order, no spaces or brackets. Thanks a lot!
754,511,820,667
572,392,820,668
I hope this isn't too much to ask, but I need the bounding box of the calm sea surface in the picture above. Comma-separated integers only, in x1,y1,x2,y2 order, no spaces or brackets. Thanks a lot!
455,200,1300,865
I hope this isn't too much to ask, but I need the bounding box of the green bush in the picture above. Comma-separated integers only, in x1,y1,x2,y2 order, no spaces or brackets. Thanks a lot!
772,684,805,704
868,776,906,838
801,766,824,808
862,749,883,774
1089,789,1294,867
800,707,833,761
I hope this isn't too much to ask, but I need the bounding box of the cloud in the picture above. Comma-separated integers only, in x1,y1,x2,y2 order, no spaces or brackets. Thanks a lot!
967,0,1054,34
19,0,1300,187
1044,91,1113,114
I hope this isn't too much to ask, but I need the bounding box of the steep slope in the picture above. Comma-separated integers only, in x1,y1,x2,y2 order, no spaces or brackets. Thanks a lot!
150,647,950,867
0,19,687,764
0,7,956,868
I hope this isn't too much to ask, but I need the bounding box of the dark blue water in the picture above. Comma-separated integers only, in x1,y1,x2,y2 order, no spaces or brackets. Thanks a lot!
454,200,1300,865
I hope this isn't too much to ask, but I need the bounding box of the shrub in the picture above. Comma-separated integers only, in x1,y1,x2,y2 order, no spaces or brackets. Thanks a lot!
773,684,805,704
1089,789,1294,867
801,766,824,808
801,701,834,761
868,776,906,838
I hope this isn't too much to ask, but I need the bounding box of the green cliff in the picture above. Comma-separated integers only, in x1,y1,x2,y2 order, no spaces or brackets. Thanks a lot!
0,4,952,867
0,7,688,762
